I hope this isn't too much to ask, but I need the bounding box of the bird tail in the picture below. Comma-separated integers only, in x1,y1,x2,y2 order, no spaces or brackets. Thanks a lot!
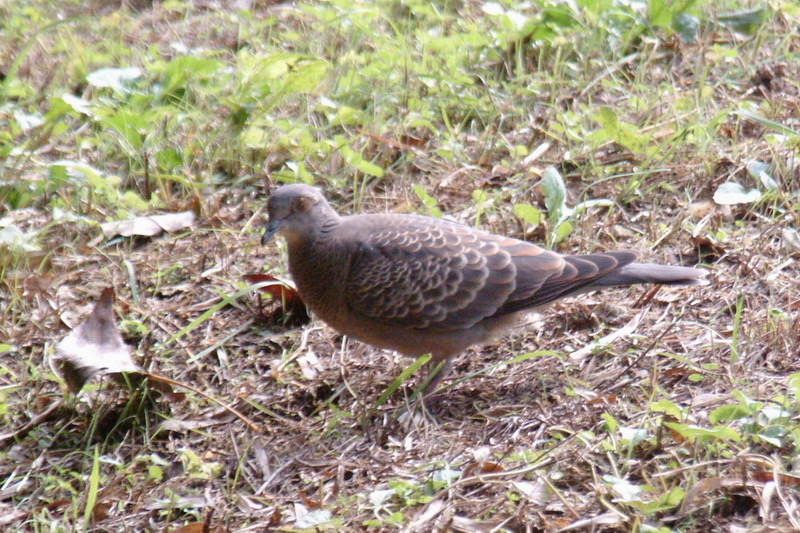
590,263,709,288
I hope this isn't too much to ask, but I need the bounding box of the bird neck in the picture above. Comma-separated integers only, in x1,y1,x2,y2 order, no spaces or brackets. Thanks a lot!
287,227,350,313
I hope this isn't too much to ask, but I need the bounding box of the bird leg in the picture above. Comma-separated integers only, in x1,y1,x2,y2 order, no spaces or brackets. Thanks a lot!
423,357,452,397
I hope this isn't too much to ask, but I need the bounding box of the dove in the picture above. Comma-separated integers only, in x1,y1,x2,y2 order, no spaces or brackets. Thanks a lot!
262,184,708,395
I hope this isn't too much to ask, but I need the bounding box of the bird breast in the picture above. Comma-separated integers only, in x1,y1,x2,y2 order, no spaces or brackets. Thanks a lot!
287,236,353,325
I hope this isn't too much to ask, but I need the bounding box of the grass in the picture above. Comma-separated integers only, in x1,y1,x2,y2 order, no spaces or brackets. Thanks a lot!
2,0,800,530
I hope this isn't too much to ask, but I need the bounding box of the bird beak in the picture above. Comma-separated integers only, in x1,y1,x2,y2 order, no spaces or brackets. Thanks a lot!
261,219,283,245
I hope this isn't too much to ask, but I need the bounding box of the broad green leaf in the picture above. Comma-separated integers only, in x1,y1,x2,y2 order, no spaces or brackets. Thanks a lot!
757,426,785,447
541,5,577,29
272,161,314,184
621,486,685,514
472,189,489,206
370,488,395,507
412,185,442,218
650,399,684,419
155,148,182,171
157,56,224,98
708,404,750,424
352,158,383,178
601,412,618,432
513,204,541,227
664,423,741,442
334,105,361,126
164,55,223,77
553,220,573,243
788,374,800,398
282,59,328,94
730,390,762,410
338,142,383,178
647,0,672,28
541,166,568,224
593,107,651,156
102,110,147,152
718,8,767,35
759,405,791,423
49,160,104,185
673,12,699,42
431,466,460,484
241,125,268,148
119,190,150,211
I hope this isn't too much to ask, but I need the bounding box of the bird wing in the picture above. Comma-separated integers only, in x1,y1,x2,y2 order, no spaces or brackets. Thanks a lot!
496,251,637,315
342,215,566,329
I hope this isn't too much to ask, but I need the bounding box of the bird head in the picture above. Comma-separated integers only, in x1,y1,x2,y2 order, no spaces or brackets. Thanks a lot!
262,184,335,245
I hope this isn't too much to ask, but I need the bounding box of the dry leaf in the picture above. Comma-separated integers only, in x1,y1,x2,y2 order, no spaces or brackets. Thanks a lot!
100,211,195,239
167,522,208,533
450,515,505,533
406,500,445,531
244,273,309,325
296,351,322,380
53,287,141,392
688,200,717,219
752,470,800,485
557,512,622,531
462,461,505,478
678,477,749,516
91,501,112,523
512,480,549,504
146,495,206,511
266,507,282,527
569,311,644,360
156,415,236,434
782,227,800,255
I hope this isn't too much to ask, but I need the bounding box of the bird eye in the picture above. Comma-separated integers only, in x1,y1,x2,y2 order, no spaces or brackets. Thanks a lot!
294,196,313,213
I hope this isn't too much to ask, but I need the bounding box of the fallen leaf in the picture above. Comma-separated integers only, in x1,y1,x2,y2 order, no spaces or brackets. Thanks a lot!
713,181,761,205
156,415,236,434
587,393,619,405
752,470,800,485
86,66,142,94
688,200,717,219
146,495,206,511
557,512,622,531
91,501,112,523
569,312,644,360
244,273,309,325
51,290,259,430
296,351,322,380
782,228,800,255
678,477,750,516
406,500,445,531
266,506,282,527
167,523,206,533
450,515,505,533
512,480,549,504
293,503,332,529
100,211,195,239
52,287,142,392
461,461,505,479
